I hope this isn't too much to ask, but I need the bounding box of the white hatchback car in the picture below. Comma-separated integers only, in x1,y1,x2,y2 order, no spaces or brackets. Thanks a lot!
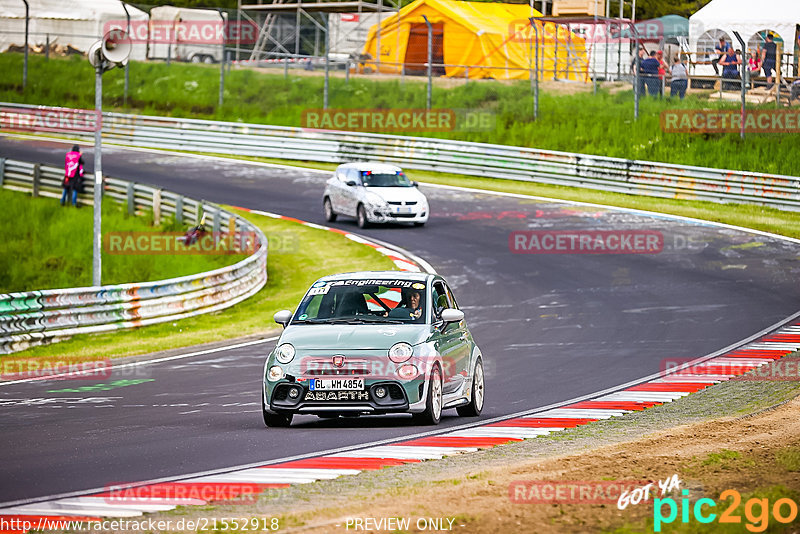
323,163,429,228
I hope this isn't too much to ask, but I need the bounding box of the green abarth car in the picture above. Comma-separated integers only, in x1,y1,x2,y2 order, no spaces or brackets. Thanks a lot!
262,271,485,427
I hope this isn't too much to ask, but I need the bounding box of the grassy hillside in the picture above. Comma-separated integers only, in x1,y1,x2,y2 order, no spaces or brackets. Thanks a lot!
1,53,797,177
0,188,244,292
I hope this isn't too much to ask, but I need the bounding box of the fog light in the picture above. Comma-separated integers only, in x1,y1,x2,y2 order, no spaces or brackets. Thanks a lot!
397,364,419,379
268,366,284,382
375,386,387,399
288,387,299,398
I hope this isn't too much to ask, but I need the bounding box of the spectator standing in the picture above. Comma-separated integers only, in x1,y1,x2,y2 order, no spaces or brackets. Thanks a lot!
656,50,668,95
670,56,688,99
640,51,661,97
62,145,84,207
761,33,777,86
711,37,730,75
719,47,741,91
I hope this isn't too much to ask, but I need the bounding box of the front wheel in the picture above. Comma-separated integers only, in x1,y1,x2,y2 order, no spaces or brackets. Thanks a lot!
413,364,442,425
262,395,293,427
323,197,337,222
457,358,484,417
357,204,369,229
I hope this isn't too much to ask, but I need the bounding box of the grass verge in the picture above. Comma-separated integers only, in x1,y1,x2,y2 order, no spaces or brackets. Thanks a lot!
2,53,799,176
0,188,244,293
1,208,396,364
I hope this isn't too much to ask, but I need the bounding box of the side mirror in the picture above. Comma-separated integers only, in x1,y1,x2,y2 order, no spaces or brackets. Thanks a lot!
440,308,464,324
274,310,293,327
412,181,419,187
345,180,357,187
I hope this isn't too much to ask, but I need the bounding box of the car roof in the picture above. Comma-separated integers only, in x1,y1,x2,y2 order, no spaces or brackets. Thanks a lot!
315,271,435,283
336,162,404,173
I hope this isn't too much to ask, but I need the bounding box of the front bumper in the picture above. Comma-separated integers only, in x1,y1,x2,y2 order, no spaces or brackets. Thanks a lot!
366,205,428,224
266,378,423,415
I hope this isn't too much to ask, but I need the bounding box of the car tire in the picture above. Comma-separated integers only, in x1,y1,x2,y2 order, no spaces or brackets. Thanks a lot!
323,197,337,222
413,364,442,425
202,55,214,64
190,54,202,63
357,204,369,229
262,395,293,427
457,357,484,417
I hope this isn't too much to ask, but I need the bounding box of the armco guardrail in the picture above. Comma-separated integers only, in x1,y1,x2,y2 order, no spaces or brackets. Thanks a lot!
2,102,799,211
0,158,267,355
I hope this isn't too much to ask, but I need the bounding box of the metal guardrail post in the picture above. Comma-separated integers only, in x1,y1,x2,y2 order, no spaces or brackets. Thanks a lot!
32,163,40,198
212,209,221,235
175,195,184,224
196,202,204,225
1,158,6,187
153,189,162,225
126,182,134,216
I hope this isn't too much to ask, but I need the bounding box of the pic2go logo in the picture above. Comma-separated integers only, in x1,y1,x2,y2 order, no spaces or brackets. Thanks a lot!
654,489,798,532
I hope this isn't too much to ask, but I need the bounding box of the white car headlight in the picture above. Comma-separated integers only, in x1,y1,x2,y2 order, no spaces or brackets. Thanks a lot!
275,343,295,364
268,365,284,381
388,342,414,363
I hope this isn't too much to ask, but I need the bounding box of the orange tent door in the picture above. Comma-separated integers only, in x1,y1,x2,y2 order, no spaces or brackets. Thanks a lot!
405,23,445,75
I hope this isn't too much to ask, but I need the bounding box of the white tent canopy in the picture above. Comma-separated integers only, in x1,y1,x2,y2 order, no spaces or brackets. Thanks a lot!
689,0,799,75
0,0,148,59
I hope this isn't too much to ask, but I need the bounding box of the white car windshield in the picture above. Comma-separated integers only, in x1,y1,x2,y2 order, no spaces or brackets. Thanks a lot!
293,280,427,324
361,171,412,188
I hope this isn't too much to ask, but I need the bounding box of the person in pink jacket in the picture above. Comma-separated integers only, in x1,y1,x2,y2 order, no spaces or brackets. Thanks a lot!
62,145,84,207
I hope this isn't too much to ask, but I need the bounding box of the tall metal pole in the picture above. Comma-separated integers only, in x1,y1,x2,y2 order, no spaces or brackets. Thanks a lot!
422,15,432,111
121,2,131,107
529,17,539,120
22,0,29,90
593,0,598,94
633,31,640,121
236,0,241,62
93,64,103,286
323,14,329,109
733,31,747,140
617,0,622,78
218,10,226,109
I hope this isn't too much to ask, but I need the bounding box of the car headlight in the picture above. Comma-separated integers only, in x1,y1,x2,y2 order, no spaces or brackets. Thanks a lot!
267,366,284,381
388,342,414,363
275,343,295,364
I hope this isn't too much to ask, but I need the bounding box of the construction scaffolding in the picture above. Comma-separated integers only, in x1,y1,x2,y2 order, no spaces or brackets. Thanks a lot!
239,0,398,62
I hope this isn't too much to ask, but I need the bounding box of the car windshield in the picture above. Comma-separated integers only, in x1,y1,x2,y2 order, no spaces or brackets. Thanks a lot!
361,171,412,188
293,279,427,324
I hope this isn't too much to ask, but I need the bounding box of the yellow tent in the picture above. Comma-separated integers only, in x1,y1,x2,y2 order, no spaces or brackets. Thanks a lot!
362,0,589,81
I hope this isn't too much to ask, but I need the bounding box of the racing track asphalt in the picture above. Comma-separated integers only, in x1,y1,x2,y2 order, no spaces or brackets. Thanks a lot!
2,136,800,504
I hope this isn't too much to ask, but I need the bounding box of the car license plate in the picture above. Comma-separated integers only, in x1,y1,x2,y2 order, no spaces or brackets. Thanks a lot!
309,378,364,391
394,206,413,214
